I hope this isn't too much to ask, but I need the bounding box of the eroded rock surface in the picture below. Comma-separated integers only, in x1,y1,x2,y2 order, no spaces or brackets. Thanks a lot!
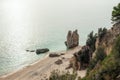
65,30,79,49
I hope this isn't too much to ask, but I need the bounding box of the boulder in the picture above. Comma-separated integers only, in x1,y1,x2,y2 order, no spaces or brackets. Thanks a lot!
36,48,49,54
60,52,65,55
55,59,63,65
65,29,79,49
26,50,35,52
49,53,60,57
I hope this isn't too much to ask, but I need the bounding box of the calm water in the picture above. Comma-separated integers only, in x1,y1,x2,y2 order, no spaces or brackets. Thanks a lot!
0,0,119,76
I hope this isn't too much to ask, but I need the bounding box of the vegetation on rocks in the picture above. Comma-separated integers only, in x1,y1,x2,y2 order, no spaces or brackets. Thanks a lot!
49,70,77,80
86,31,97,52
98,28,107,41
83,36,120,80
87,46,107,75
112,3,120,24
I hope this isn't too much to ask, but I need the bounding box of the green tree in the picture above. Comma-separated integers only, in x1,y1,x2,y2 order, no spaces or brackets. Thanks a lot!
86,31,97,52
87,46,106,74
95,46,107,61
98,27,107,41
112,3,120,24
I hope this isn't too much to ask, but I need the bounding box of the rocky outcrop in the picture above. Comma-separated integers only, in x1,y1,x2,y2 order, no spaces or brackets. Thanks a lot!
36,48,49,54
65,30,79,49
69,46,92,70
95,23,120,55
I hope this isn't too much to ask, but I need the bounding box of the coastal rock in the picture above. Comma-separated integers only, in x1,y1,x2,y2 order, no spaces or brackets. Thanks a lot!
65,30,79,49
60,52,65,55
36,48,49,54
55,59,63,65
26,50,35,52
49,53,60,57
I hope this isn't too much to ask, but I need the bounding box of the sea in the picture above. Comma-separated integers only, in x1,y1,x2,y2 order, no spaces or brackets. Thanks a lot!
0,0,119,76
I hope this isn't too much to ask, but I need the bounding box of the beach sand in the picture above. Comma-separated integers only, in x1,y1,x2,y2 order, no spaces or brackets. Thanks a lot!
0,46,86,80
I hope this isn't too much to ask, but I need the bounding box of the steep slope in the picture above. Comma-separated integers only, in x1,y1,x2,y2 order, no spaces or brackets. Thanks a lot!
83,23,120,80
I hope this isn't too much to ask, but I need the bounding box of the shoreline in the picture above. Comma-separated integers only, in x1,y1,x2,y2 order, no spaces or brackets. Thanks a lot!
0,52,49,78
0,46,86,80
0,48,65,77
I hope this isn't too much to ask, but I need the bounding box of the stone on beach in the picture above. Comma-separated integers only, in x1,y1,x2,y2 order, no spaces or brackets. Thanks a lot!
55,59,63,65
36,48,49,54
49,53,60,57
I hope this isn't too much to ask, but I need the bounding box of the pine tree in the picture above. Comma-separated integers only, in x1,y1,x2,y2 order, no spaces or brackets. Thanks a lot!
112,3,120,24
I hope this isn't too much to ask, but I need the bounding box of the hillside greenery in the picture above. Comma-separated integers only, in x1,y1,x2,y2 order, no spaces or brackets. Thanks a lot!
87,46,107,75
86,31,97,52
49,70,77,80
112,3,120,24
83,36,120,80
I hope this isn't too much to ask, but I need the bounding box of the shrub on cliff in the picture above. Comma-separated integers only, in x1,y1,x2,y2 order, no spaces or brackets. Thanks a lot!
98,27,107,41
49,70,77,80
112,35,120,58
112,3,120,24
87,46,106,74
95,46,107,61
86,31,97,52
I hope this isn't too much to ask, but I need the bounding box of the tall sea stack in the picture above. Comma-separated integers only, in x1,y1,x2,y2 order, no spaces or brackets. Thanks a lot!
65,29,79,49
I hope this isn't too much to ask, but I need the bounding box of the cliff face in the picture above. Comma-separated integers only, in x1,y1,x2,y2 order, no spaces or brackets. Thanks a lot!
84,23,120,80
95,23,120,55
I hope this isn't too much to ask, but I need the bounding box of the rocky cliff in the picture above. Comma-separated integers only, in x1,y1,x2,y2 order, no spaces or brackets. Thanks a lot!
84,23,120,80
95,23,120,55
69,23,120,73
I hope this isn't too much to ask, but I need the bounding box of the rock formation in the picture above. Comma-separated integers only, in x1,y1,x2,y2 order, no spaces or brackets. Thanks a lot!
36,48,49,54
55,59,63,65
65,30,79,49
69,46,92,70
49,53,60,57
26,50,35,52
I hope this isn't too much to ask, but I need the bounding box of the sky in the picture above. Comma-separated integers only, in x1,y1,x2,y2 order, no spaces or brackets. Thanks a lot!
0,0,119,34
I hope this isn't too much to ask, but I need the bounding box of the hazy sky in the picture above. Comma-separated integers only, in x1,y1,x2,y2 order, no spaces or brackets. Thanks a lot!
0,0,120,32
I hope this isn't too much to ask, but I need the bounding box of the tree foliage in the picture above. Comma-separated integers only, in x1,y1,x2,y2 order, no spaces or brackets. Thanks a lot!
112,35,120,58
49,70,77,80
112,3,120,24
86,31,97,52
87,46,106,74
95,46,107,61
98,27,107,41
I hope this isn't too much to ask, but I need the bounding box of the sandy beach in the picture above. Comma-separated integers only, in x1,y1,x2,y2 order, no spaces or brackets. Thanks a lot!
0,46,86,80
